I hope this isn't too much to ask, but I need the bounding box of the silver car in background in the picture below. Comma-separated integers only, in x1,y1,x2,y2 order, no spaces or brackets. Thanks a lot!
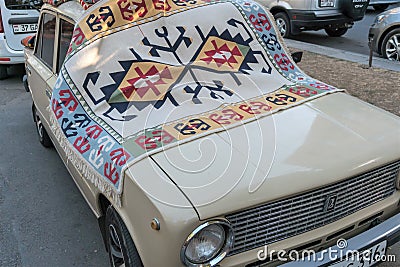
369,7,400,61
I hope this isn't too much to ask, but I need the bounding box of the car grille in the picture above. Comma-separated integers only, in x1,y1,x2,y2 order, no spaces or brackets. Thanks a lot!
226,160,400,255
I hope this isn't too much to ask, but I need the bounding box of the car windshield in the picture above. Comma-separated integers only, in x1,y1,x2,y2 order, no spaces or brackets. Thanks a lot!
5,0,43,10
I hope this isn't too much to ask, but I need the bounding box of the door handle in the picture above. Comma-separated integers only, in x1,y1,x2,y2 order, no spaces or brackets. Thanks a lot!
45,89,52,99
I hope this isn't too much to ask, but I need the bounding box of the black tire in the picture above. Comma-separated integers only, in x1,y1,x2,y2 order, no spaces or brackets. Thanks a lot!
0,65,8,80
380,28,400,61
373,4,389,11
274,12,291,38
32,103,52,148
105,206,144,267
324,27,348,37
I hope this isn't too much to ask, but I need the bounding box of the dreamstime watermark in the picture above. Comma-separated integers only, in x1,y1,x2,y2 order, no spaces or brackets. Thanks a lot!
257,238,397,264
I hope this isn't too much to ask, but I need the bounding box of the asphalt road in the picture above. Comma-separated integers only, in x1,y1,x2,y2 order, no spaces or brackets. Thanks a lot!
0,67,108,267
291,4,400,57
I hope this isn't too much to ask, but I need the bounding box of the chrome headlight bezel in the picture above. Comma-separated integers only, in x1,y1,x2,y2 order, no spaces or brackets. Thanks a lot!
181,219,234,267
375,14,388,24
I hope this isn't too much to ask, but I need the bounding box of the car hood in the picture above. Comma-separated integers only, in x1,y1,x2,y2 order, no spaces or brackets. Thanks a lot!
151,92,400,219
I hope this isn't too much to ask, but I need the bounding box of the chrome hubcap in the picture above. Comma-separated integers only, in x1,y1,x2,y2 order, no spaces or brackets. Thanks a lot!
109,225,125,267
275,18,286,36
385,33,400,61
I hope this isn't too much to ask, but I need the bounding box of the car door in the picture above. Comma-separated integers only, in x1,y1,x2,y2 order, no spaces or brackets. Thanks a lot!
26,10,56,127
1,0,41,51
57,14,102,211
28,11,100,210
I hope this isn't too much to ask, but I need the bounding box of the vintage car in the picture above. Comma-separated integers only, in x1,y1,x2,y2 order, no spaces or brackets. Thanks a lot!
24,0,400,266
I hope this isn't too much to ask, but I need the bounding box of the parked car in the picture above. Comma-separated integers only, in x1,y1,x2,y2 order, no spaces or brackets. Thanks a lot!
25,0,400,266
369,0,400,11
255,0,370,37
369,6,400,61
0,0,42,79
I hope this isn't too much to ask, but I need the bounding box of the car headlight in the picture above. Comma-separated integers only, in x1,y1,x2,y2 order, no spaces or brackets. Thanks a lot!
181,220,234,266
396,168,400,190
375,14,388,24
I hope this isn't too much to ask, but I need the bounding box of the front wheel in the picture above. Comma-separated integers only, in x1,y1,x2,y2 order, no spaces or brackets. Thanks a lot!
324,27,348,37
373,4,389,11
381,28,400,61
105,206,144,267
274,12,291,38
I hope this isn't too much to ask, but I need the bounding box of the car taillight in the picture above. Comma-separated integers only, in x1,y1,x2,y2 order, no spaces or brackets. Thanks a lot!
0,9,4,33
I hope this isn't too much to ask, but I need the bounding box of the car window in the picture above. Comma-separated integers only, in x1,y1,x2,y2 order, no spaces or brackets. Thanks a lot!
34,12,56,69
57,19,74,73
5,0,43,10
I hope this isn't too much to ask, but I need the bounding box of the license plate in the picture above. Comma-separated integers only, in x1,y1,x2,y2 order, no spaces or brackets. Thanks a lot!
320,0,334,7
12,24,38,34
330,240,387,267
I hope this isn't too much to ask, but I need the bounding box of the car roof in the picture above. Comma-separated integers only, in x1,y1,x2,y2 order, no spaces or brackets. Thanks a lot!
42,0,85,22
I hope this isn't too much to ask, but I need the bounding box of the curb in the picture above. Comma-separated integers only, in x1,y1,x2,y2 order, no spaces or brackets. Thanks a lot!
285,39,400,72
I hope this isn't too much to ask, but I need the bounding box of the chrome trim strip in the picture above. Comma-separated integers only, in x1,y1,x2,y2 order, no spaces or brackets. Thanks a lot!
181,219,235,267
226,160,400,255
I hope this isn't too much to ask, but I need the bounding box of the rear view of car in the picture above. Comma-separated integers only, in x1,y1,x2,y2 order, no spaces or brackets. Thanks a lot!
0,0,42,79
256,0,370,37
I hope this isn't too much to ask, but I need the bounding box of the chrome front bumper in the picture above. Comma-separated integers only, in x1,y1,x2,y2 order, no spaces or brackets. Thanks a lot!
281,212,400,266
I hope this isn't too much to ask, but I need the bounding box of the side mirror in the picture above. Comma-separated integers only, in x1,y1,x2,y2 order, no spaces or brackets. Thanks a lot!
21,35,36,49
291,51,303,63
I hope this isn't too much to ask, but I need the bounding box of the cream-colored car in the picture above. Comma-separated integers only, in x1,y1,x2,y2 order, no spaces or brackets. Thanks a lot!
24,0,400,267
